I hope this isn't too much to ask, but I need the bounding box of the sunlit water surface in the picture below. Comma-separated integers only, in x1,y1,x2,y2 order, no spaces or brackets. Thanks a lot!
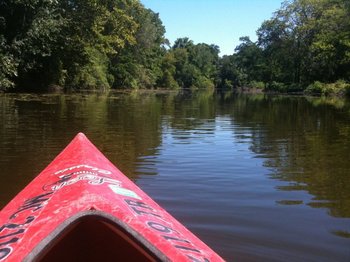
0,92,349,261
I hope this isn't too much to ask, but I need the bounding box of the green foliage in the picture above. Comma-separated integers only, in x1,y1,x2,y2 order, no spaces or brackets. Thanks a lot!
266,81,288,93
164,39,219,90
249,81,265,89
305,80,350,96
194,76,215,90
345,86,350,97
256,0,350,87
332,80,350,96
217,55,242,89
0,0,349,93
0,44,17,90
111,7,166,89
0,0,140,91
71,47,111,90
305,81,326,95
234,37,265,84
158,52,179,89
220,79,234,89
0,0,68,90
58,0,140,90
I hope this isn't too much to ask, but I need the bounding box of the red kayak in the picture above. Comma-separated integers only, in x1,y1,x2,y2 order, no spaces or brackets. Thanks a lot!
0,133,224,262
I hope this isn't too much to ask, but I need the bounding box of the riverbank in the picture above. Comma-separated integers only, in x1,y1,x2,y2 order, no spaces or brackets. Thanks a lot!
239,80,350,98
3,80,350,100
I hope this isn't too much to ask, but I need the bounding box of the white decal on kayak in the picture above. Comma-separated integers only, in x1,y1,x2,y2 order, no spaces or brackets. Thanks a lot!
54,165,112,176
0,247,12,261
44,172,121,191
108,185,141,200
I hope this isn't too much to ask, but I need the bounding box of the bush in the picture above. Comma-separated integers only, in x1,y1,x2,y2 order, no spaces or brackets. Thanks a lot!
70,47,111,90
345,84,350,96
158,70,179,89
333,80,350,96
0,54,17,91
193,76,215,90
286,83,303,93
305,81,325,95
266,81,287,92
249,81,265,89
220,79,233,89
305,80,350,96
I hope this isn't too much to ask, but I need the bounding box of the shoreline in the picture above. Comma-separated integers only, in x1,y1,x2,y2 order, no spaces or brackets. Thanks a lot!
2,85,349,99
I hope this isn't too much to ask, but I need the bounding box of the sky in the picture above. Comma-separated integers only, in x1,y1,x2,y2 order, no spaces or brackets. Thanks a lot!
140,0,284,56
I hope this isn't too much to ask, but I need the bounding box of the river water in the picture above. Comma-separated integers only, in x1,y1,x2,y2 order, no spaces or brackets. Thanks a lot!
0,91,349,261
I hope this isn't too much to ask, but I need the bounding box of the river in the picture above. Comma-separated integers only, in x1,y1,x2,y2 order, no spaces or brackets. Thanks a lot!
0,91,349,261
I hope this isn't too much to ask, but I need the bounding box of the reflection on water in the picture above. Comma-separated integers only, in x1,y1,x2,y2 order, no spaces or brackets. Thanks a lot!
0,91,350,261
240,96,350,219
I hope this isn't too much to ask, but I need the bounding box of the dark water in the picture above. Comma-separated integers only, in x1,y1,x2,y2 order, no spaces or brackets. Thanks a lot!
1,91,350,261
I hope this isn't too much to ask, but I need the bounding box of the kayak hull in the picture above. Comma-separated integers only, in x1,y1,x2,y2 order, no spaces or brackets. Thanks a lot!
0,133,224,262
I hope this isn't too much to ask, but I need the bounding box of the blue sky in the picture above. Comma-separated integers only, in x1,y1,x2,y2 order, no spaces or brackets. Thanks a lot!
140,0,283,56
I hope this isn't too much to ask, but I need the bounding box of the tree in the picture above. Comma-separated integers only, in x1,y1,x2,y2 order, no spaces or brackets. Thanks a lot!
58,0,139,89
0,0,140,90
111,7,166,89
308,0,350,82
256,0,350,88
173,37,194,49
0,0,67,90
257,15,298,86
167,38,219,89
158,52,179,89
218,55,242,89
234,36,265,85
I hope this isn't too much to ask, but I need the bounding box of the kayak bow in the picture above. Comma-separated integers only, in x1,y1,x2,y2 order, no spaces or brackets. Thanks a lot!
0,133,224,262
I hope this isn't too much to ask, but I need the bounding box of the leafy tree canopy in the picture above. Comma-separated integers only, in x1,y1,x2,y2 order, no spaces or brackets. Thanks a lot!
0,0,349,95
